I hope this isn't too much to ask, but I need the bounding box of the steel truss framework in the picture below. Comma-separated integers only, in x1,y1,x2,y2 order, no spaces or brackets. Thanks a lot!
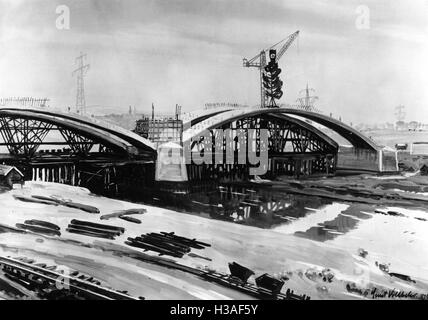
0,116,119,158
189,113,338,180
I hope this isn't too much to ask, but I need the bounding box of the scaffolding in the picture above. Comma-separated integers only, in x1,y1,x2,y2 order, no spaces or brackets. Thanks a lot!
135,116,183,148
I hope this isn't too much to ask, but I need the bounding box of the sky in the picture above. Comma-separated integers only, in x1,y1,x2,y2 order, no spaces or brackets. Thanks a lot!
0,0,427,124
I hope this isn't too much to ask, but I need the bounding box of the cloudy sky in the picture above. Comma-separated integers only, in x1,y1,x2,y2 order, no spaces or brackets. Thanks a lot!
0,0,427,124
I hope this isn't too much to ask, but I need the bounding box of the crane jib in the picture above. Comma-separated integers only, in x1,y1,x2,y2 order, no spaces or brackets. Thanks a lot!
242,30,299,108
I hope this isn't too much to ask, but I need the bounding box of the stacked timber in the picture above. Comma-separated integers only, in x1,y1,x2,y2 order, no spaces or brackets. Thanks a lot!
13,195,100,214
16,220,61,236
100,208,146,221
61,201,100,214
119,216,142,224
125,232,210,258
13,195,58,205
66,220,124,240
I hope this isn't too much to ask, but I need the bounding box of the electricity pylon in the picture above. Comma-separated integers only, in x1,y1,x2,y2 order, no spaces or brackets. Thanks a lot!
72,52,90,114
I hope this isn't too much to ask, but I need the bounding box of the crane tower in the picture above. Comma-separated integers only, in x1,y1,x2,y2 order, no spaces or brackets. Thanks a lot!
243,31,299,108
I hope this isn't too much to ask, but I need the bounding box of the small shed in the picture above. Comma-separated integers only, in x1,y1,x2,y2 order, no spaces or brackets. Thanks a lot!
0,165,25,189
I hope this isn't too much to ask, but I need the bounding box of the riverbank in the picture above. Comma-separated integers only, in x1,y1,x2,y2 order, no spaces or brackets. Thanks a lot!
1,180,428,300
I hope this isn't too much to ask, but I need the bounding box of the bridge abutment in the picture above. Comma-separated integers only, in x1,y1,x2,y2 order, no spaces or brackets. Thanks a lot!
336,146,398,173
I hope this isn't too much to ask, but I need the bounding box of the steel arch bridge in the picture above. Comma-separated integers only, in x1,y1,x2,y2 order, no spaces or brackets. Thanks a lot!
0,108,156,160
0,107,157,195
184,107,379,151
182,108,394,181
183,110,344,181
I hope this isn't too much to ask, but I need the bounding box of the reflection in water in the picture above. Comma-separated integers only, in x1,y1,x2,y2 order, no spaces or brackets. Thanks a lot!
145,183,375,242
154,183,330,228
295,204,374,242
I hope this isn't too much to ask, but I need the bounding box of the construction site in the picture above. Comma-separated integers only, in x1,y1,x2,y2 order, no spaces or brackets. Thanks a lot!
0,31,401,199
0,0,427,304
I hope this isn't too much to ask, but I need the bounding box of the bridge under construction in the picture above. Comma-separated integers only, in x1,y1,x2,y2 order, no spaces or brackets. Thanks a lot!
0,106,397,197
0,107,156,197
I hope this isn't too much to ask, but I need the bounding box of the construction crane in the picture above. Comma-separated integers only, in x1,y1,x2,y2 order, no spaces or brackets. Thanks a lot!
243,30,299,108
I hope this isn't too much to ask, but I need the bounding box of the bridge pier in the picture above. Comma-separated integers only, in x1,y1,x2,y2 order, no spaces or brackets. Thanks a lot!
3,158,156,200
182,152,337,183
32,163,78,185
336,146,398,174
269,153,336,178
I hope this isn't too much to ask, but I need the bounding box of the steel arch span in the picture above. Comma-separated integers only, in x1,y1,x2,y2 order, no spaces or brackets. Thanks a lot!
0,108,156,161
184,107,379,151
184,111,341,181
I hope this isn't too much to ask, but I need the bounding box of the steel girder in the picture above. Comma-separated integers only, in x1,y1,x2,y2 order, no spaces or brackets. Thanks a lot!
190,113,337,163
0,117,52,157
0,115,120,158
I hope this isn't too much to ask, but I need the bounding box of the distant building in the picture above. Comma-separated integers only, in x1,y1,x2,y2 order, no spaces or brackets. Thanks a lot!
408,121,419,131
134,116,183,148
395,121,406,131
0,165,25,189
395,143,408,151
410,142,428,155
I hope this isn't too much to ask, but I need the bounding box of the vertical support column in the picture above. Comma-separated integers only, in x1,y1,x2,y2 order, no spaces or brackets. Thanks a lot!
71,165,75,186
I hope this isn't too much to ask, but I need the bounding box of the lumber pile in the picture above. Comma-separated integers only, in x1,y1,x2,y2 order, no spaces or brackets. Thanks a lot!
125,232,211,258
13,195,100,213
100,208,146,221
16,219,61,236
66,219,124,240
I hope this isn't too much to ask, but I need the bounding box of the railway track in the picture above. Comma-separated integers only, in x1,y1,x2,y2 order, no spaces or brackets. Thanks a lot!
0,256,140,300
0,254,309,300
199,271,310,300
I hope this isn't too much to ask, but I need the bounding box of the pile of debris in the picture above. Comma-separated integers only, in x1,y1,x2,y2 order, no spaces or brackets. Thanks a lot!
375,261,416,283
375,209,405,217
16,220,61,236
125,232,211,258
66,220,125,240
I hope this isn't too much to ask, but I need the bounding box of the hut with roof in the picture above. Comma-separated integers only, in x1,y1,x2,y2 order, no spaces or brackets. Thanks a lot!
0,164,25,189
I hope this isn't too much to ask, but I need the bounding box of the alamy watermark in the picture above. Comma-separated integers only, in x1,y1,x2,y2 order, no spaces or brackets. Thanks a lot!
159,128,269,176
355,5,370,30
55,264,71,290
56,5,70,30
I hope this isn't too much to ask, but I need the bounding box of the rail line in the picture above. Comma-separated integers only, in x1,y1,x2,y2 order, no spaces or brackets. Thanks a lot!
0,255,140,300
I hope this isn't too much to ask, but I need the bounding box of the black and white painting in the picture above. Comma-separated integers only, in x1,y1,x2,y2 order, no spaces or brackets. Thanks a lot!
0,0,427,303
